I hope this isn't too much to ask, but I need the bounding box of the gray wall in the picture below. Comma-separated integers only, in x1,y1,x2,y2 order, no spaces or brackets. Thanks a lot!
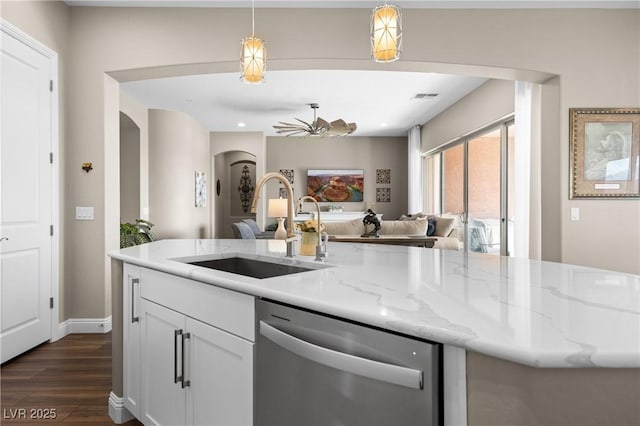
422,79,515,151
149,109,211,239
266,136,408,220
119,112,140,224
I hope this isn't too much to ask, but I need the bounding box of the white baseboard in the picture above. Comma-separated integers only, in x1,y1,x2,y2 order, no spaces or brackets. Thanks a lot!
108,392,135,424
56,316,112,338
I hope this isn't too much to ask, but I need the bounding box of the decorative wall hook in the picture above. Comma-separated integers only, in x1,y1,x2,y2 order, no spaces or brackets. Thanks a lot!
82,162,93,173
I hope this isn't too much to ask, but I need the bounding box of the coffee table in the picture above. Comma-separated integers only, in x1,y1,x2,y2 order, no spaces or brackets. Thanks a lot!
328,234,435,248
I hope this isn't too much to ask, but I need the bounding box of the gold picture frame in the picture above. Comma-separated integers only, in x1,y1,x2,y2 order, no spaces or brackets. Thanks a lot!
570,108,640,198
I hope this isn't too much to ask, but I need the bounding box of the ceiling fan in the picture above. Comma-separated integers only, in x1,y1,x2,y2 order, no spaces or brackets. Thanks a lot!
273,103,357,137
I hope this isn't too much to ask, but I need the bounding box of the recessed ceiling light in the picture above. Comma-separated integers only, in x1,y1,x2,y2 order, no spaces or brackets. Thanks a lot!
380,122,388,127
237,122,246,127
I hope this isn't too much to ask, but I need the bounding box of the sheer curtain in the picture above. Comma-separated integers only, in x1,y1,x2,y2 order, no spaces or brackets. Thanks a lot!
514,81,541,259
408,126,423,214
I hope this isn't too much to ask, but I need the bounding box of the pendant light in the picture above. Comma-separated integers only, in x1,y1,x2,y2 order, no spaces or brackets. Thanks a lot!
371,3,402,63
240,0,265,84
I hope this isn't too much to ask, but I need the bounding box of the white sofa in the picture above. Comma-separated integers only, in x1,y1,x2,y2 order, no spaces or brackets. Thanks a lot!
322,214,462,250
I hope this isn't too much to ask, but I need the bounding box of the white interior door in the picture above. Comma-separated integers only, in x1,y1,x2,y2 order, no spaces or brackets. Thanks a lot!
1,25,54,363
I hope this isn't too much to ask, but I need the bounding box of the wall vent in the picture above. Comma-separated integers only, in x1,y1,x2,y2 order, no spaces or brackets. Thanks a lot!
412,93,439,100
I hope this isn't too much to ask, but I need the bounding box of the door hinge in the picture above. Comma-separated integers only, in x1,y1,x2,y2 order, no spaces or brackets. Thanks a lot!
50,225,54,236
50,80,53,92
50,297,54,309
50,152,53,164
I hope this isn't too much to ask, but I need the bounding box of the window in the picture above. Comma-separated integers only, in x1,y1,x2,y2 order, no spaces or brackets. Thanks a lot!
425,117,516,256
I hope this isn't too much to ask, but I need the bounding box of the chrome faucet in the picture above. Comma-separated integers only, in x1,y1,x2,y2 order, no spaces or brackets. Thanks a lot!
251,173,299,258
297,196,327,262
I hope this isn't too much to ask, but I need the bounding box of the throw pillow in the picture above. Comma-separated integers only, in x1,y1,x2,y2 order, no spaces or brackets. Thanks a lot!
379,219,428,235
427,217,436,236
323,218,365,235
242,218,262,235
434,217,455,237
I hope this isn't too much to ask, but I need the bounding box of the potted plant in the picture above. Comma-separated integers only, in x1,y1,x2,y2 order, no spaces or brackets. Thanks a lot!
120,219,155,248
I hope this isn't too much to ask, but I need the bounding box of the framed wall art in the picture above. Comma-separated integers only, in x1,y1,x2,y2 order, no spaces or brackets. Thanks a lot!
279,169,294,184
306,169,364,202
195,171,207,207
376,187,391,203
376,168,391,184
570,108,640,198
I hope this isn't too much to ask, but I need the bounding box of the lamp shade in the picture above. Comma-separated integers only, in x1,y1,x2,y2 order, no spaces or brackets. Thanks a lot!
267,198,288,218
371,4,402,63
240,36,266,84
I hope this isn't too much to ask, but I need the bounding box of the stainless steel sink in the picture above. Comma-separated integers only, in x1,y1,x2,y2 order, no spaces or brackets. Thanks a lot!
186,256,322,279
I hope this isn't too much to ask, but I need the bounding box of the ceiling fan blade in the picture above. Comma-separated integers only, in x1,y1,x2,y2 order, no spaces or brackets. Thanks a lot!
315,117,331,131
325,120,358,136
276,130,301,136
294,118,313,128
273,125,304,131
330,119,347,128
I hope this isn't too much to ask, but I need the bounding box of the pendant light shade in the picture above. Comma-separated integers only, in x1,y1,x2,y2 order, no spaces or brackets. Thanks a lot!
240,36,266,84
371,3,402,63
240,0,265,84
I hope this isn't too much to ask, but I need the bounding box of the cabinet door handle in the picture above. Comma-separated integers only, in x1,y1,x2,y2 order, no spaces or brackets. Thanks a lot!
131,278,139,323
174,329,183,384
181,332,191,389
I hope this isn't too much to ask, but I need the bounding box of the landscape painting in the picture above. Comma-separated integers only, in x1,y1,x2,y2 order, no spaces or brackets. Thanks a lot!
307,169,364,202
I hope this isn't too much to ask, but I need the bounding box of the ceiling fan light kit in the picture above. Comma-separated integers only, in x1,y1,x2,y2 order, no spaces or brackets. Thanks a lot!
371,3,402,63
273,103,357,137
240,0,265,84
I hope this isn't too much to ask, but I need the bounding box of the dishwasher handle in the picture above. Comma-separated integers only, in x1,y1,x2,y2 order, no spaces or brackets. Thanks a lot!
259,321,423,390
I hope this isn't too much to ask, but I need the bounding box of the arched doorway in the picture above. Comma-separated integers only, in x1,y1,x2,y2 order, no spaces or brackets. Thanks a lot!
214,150,258,238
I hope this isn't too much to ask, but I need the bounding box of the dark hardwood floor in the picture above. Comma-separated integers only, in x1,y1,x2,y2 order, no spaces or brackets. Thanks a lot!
1,333,142,425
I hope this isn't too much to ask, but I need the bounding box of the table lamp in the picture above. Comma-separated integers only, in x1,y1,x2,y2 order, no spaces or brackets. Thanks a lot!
268,198,288,240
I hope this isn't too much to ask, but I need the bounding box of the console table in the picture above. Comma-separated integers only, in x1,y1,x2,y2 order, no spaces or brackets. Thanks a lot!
295,212,383,223
329,234,435,248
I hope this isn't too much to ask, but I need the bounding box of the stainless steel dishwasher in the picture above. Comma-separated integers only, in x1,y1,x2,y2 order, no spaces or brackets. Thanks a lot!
256,299,442,426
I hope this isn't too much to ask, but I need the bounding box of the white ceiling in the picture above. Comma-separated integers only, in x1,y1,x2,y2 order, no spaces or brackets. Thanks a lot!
120,70,487,137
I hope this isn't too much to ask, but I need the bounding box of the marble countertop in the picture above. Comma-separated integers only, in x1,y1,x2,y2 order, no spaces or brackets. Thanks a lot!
109,239,640,368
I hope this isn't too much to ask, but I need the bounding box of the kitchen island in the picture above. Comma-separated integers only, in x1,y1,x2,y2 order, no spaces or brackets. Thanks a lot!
109,239,640,425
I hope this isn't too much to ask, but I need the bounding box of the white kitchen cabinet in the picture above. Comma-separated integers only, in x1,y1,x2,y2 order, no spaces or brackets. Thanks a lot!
122,263,141,418
140,299,187,426
124,266,255,426
186,316,253,426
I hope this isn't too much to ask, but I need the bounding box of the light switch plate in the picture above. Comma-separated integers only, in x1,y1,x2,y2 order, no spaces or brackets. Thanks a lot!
570,207,580,221
76,206,94,220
